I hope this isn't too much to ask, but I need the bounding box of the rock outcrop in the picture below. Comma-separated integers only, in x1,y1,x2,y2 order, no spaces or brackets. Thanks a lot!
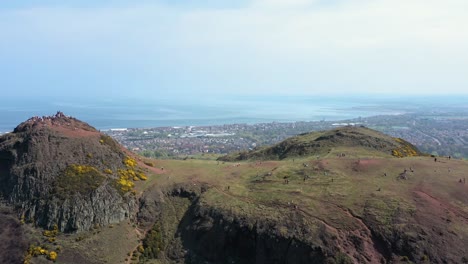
138,184,350,264
0,112,138,232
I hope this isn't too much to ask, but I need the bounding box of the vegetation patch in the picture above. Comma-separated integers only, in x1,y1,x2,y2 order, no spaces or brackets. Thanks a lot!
24,245,58,263
54,165,106,199
115,169,135,194
43,224,59,238
141,222,164,259
123,156,137,168
99,134,121,152
114,157,148,194
392,138,420,158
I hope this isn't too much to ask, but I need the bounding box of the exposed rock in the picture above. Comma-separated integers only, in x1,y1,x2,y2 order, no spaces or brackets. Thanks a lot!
138,184,351,264
0,112,137,232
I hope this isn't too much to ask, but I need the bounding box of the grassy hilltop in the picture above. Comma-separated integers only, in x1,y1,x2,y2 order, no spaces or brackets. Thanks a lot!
219,126,422,161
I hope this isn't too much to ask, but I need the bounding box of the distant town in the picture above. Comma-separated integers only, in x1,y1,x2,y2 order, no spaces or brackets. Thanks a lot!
105,110,468,159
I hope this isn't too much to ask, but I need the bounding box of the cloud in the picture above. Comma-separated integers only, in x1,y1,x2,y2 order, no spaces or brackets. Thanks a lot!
0,0,468,96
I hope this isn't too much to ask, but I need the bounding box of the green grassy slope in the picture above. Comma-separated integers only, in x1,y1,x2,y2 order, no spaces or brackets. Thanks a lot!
219,126,423,161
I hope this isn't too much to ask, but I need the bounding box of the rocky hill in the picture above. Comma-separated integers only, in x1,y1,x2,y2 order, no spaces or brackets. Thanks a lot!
0,112,144,233
1,115,468,264
219,126,422,161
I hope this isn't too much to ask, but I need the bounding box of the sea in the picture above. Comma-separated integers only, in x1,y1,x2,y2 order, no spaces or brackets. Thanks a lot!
0,95,466,133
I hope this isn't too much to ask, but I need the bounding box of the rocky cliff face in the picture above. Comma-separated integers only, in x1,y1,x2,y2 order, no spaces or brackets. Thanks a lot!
138,184,354,264
138,182,468,264
0,112,137,232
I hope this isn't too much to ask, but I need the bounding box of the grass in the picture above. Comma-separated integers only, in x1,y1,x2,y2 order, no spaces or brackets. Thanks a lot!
43,142,468,263
137,152,468,235
219,126,422,161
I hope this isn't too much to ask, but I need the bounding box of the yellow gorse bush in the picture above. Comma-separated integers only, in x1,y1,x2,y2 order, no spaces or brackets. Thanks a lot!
47,251,58,261
115,157,148,193
392,138,419,158
124,157,137,168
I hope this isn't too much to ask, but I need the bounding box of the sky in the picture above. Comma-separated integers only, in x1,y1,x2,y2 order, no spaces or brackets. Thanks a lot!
1,0,468,99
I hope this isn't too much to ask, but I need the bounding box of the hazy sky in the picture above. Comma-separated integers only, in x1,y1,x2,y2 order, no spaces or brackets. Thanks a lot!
1,0,467,98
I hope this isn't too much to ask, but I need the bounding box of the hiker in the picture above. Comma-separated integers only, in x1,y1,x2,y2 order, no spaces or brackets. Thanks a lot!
449,155,451,160
434,157,437,162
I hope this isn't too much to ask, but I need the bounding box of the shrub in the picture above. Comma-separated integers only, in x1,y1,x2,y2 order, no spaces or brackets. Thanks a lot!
99,135,121,152
43,224,59,237
124,157,137,168
47,251,58,261
142,223,164,259
138,245,145,253
138,173,148,181
115,169,135,193
392,138,420,158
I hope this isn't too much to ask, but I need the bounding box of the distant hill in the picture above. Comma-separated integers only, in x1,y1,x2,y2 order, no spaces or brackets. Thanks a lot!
219,126,423,161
